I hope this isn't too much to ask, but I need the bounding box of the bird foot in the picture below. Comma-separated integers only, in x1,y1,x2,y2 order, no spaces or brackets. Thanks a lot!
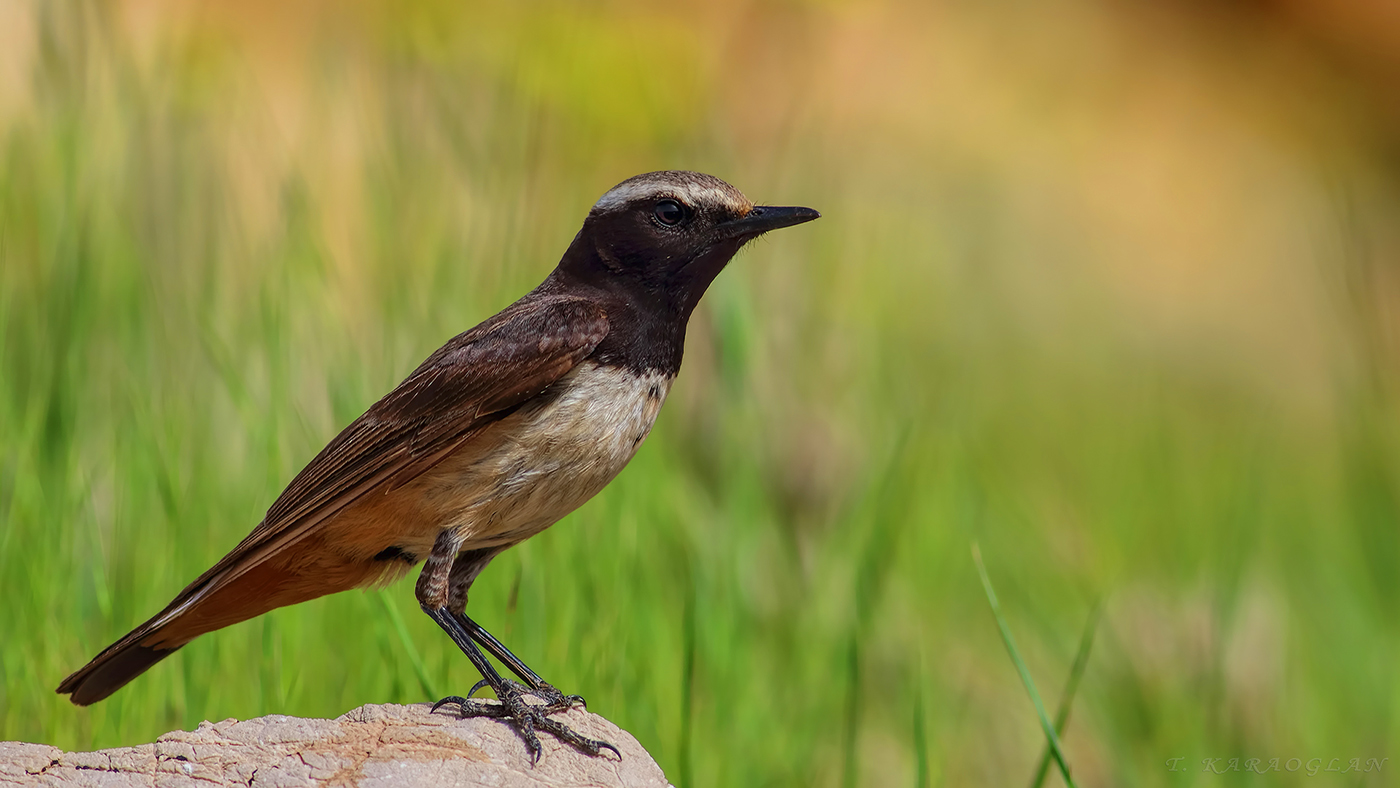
431,681,617,763
464,677,587,712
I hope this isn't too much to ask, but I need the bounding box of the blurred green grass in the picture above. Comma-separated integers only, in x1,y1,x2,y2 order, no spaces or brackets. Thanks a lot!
3,1,1399,785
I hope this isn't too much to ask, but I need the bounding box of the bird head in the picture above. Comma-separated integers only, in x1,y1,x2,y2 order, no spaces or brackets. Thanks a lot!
559,171,819,318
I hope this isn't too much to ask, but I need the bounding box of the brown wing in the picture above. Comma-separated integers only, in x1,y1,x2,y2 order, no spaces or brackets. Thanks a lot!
147,294,609,630
58,294,609,704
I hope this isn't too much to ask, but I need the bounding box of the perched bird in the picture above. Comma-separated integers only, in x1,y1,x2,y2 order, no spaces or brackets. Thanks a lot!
57,171,819,760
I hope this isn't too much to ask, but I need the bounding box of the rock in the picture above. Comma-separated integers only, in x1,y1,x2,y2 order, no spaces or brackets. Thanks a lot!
1,703,673,787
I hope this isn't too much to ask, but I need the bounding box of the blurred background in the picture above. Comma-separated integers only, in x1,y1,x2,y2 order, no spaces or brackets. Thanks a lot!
3,0,1399,785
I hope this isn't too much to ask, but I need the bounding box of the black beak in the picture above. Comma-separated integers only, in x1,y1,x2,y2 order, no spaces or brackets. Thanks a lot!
719,205,821,239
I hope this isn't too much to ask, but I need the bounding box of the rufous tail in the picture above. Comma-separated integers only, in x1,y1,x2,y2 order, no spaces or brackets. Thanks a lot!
58,548,375,705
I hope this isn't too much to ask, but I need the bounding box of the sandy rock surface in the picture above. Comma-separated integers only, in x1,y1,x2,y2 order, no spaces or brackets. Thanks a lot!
1,703,673,787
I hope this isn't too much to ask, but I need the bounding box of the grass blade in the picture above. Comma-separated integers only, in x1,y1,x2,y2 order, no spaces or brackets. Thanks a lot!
971,543,1077,788
841,632,861,788
1029,599,1102,788
913,659,930,788
375,590,437,700
679,581,697,788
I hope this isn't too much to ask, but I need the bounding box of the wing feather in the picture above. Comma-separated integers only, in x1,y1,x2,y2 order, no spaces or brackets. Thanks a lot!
145,294,609,630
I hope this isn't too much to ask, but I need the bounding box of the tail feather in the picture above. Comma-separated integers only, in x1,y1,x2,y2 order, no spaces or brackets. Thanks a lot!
58,541,382,705
56,571,230,707
57,641,181,706
56,569,224,707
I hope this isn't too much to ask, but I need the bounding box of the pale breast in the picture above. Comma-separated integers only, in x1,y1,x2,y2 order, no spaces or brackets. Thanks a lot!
416,361,673,549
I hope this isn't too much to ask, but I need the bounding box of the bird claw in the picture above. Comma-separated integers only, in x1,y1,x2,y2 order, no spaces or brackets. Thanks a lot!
528,681,588,712
432,683,616,763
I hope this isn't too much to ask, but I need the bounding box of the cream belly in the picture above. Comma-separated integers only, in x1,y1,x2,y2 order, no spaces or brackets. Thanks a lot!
409,361,673,553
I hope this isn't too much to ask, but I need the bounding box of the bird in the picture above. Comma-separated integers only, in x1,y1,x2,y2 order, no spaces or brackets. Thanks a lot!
57,170,819,761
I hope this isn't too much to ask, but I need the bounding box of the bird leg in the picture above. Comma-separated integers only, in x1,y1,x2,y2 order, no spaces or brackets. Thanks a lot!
416,532,616,762
445,552,587,710
450,612,587,709
437,546,585,709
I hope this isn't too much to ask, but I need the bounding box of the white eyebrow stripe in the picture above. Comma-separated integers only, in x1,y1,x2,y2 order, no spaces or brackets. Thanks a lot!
591,182,657,212
591,180,748,214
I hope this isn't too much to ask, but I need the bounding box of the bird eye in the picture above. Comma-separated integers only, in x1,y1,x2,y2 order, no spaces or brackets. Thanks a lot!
653,199,686,227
